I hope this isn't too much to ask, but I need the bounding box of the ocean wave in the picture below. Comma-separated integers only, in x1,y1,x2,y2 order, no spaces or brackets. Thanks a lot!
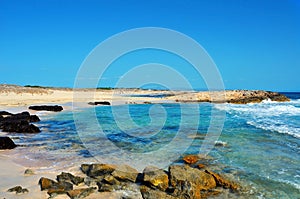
214,100,300,138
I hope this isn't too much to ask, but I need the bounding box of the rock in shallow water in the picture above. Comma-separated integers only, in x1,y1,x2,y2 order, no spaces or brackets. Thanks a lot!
29,105,63,112
183,154,199,164
0,111,41,133
0,136,17,149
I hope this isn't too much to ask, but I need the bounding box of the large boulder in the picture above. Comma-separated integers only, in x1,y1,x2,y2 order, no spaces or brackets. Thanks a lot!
57,172,84,186
143,166,169,191
0,111,41,133
1,120,40,133
29,105,63,112
0,137,17,149
111,164,139,183
39,177,73,197
169,165,216,199
81,163,116,178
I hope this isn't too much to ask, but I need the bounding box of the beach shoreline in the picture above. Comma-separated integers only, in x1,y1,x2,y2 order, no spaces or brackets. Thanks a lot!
0,84,296,198
0,84,290,107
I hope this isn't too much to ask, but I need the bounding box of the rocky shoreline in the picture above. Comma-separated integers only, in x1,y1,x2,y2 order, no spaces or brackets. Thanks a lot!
7,155,242,199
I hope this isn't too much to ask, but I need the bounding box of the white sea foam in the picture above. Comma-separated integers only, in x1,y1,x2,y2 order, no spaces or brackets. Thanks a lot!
214,99,300,138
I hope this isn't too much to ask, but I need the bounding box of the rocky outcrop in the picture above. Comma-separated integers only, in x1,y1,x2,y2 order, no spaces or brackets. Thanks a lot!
37,163,240,199
0,111,40,133
173,90,290,104
0,136,17,149
169,165,216,199
29,105,63,112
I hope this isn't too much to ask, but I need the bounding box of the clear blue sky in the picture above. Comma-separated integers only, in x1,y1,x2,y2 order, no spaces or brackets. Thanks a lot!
0,0,299,91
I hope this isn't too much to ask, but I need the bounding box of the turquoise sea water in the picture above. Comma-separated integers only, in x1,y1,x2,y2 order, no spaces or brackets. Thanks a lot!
4,92,300,198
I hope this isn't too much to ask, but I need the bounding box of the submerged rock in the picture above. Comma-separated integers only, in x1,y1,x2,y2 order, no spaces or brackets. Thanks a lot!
0,136,17,149
205,170,239,190
183,154,199,164
29,105,63,112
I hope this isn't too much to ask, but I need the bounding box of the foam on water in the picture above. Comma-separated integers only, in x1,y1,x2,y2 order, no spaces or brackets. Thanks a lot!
215,99,300,138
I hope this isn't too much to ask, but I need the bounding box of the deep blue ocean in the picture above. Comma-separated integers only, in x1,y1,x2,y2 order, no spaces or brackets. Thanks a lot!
4,92,300,198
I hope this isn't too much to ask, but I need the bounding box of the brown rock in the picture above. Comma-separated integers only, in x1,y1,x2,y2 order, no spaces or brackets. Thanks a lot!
39,177,73,196
143,166,169,191
140,185,177,199
57,172,84,185
86,164,116,178
67,187,97,199
39,177,56,191
183,154,199,164
205,170,239,190
198,164,206,169
169,165,216,199
111,165,139,182
103,175,120,185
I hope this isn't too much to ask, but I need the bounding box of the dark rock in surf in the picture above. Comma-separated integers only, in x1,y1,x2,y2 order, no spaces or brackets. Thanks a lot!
0,111,13,116
88,101,111,106
1,120,40,133
29,105,63,112
0,111,40,133
0,136,17,149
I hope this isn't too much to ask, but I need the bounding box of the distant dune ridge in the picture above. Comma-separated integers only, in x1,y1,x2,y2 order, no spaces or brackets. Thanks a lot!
0,84,289,107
